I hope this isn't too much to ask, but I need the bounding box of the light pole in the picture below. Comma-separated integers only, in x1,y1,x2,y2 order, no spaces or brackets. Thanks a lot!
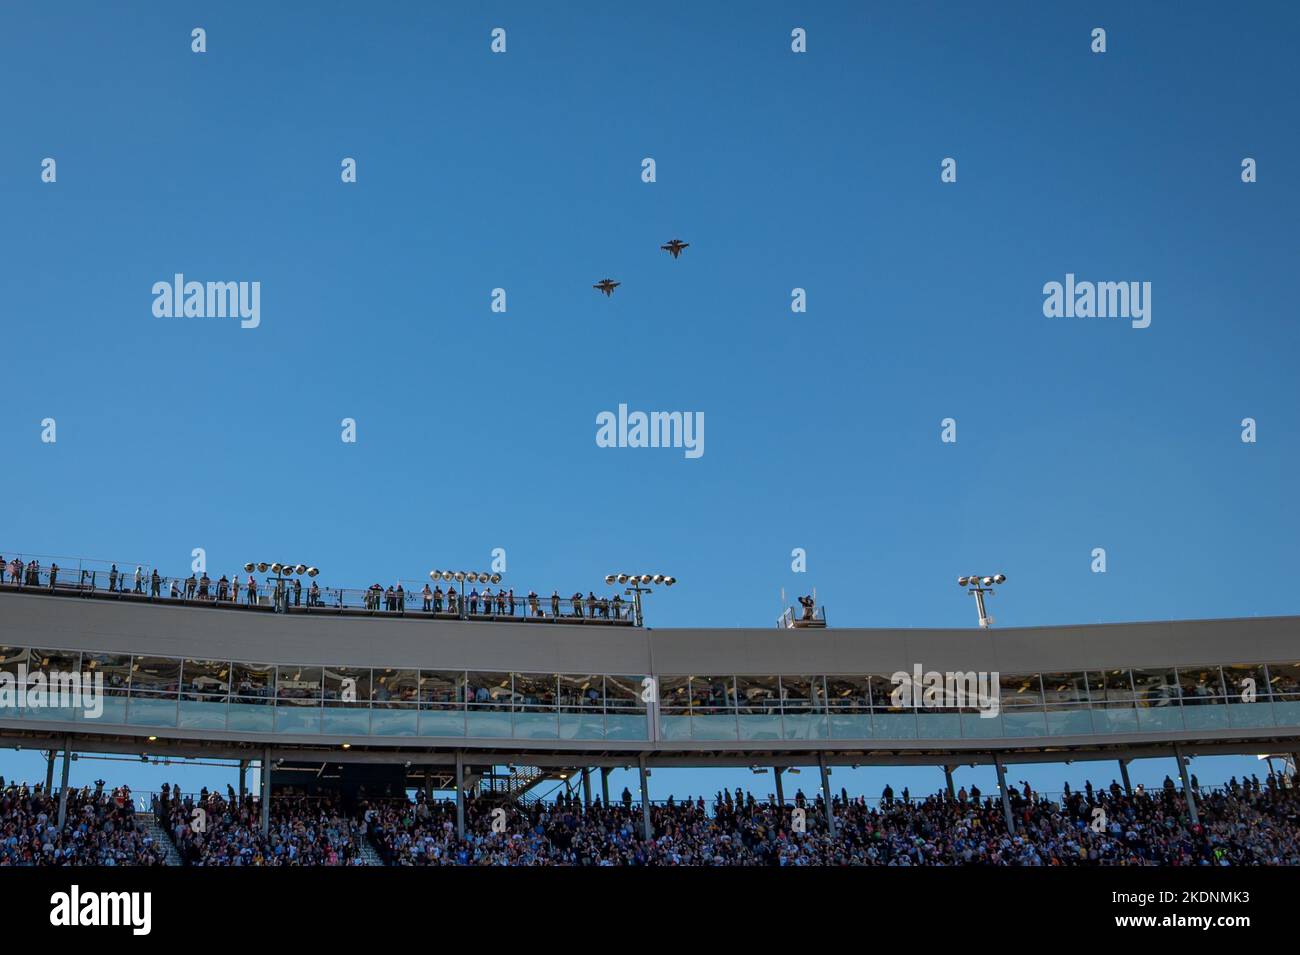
430,570,501,618
958,574,1005,628
244,562,319,612
604,573,675,627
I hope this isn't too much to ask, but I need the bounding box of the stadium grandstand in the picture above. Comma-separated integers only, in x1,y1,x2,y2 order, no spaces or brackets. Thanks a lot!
1,554,1298,866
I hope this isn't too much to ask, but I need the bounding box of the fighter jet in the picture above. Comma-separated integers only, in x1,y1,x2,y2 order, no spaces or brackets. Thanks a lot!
661,239,690,259
593,279,621,296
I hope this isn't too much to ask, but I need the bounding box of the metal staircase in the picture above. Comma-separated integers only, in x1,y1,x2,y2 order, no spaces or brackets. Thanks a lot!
476,765,550,806
136,811,182,866
353,838,384,866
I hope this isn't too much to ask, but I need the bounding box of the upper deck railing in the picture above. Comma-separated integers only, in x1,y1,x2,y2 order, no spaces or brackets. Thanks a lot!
0,551,636,627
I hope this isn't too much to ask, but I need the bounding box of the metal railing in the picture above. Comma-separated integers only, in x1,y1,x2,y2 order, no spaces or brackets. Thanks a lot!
778,604,827,629
0,551,637,627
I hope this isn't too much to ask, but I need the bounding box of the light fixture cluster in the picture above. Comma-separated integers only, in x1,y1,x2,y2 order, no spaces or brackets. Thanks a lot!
244,561,319,577
957,574,1006,588
604,573,676,586
429,570,502,584
957,573,1006,629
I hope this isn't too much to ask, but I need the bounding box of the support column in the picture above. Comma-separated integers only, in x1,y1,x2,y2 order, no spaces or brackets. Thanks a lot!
260,747,271,834
56,738,72,830
581,768,592,810
45,750,56,793
600,766,611,807
424,767,433,802
1119,758,1132,796
774,766,785,808
944,765,955,799
638,754,652,840
238,760,247,801
455,751,465,839
994,753,1014,833
818,753,836,837
1174,744,1199,826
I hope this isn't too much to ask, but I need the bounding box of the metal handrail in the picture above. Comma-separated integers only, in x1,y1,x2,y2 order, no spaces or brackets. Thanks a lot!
0,556,638,627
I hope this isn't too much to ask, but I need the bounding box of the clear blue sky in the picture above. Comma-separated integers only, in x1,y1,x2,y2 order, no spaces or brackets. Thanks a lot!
1,1,1296,801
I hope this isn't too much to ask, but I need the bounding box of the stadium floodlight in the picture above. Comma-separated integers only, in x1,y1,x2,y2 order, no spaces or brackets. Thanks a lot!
430,570,441,580
605,572,676,627
959,573,1007,629
247,560,319,612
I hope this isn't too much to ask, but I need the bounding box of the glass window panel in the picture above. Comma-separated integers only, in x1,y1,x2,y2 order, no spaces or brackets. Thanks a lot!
1268,663,1300,698
869,674,910,711
81,653,131,702
1227,703,1274,728
689,676,735,714
182,660,231,700
737,675,781,714
1040,672,1089,706
1088,669,1135,704
276,665,322,705
31,648,81,677
323,666,371,705
558,675,603,712
605,675,647,711
1131,668,1180,707
1181,705,1229,732
466,672,512,708
1000,673,1043,709
512,673,557,708
1177,666,1225,703
825,675,871,712
130,655,180,695
373,668,419,705
232,663,274,702
1044,707,1093,736
658,675,689,711
419,670,464,706
1221,664,1269,703
0,647,31,675
779,676,826,713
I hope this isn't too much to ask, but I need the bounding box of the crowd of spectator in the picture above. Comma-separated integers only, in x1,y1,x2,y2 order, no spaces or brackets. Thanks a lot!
153,784,365,866
0,555,630,623
359,771,1300,866
0,778,168,865
3,771,1297,865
